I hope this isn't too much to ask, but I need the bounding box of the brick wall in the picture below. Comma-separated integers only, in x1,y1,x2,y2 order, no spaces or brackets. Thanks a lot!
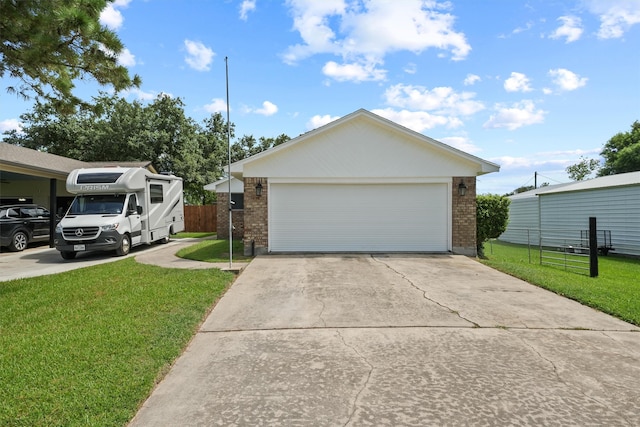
215,193,244,239
452,176,477,256
242,177,269,255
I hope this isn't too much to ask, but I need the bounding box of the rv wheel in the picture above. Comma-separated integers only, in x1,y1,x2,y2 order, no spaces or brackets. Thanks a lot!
116,234,131,256
61,251,77,260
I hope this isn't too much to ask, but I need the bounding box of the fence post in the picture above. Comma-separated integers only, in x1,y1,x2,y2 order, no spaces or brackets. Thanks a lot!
589,217,598,278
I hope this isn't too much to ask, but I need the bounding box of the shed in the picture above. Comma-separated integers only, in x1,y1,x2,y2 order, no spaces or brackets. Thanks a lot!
211,108,499,255
500,171,640,256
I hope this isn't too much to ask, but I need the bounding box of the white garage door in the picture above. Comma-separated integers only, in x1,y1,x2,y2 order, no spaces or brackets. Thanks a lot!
269,183,449,252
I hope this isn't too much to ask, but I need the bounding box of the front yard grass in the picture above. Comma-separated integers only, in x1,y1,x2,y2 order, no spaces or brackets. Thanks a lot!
481,240,640,326
0,258,234,426
176,239,251,263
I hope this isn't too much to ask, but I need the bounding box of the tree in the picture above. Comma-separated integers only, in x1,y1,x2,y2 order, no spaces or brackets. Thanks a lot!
566,156,600,181
598,120,640,176
3,94,225,204
476,194,510,257
0,0,140,114
230,133,290,162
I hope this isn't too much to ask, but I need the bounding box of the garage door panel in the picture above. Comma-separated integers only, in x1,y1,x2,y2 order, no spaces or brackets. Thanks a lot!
270,183,448,252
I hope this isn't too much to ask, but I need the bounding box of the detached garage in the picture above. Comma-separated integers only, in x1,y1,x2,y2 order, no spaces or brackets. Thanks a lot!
221,109,499,256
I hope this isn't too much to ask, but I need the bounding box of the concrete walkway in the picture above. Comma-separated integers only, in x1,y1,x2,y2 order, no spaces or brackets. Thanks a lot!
129,254,640,426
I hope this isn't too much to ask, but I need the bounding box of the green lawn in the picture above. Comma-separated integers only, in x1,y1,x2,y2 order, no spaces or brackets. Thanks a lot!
0,259,234,426
481,240,640,326
173,232,216,239
176,239,251,263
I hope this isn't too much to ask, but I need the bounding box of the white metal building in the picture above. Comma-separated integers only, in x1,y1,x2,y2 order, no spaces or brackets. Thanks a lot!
500,172,640,256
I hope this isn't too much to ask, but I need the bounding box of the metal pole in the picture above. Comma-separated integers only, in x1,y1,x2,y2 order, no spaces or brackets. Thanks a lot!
225,57,232,269
589,217,598,278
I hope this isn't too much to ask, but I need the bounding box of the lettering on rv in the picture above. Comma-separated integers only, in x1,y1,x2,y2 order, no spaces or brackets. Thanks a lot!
80,184,111,191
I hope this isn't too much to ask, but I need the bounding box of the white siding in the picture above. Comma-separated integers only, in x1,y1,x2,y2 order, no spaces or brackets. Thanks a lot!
540,186,640,256
269,183,449,252
500,196,540,245
243,116,481,179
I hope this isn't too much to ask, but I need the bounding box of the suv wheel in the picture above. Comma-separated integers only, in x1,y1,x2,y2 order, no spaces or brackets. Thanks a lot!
9,231,28,252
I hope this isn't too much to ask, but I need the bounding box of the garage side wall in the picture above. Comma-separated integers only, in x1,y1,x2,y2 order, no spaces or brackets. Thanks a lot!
243,177,269,255
215,193,244,239
452,176,477,256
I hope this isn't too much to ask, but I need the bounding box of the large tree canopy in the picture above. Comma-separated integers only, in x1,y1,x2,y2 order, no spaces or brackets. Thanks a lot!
3,94,290,204
3,94,227,204
0,0,140,113
598,120,640,176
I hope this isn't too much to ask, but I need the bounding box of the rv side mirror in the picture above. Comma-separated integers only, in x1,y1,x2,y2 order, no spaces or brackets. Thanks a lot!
137,206,143,215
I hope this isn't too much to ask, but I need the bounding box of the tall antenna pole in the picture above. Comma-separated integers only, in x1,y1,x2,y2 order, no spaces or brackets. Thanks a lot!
225,57,232,269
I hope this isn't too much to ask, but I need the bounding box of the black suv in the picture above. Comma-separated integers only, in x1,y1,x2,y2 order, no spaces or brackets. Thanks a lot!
0,204,52,251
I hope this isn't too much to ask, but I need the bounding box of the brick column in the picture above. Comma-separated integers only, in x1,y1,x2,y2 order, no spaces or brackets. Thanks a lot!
452,176,477,256
243,177,269,255
216,193,244,239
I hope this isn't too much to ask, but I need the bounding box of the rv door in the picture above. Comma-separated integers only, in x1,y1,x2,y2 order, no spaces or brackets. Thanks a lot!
127,194,143,245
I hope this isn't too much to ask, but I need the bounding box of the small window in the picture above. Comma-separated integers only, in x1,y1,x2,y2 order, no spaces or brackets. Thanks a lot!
231,193,244,210
150,184,164,204
76,172,123,184
128,194,138,213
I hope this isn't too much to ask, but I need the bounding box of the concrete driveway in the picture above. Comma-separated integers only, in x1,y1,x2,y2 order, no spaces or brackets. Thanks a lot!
130,254,640,426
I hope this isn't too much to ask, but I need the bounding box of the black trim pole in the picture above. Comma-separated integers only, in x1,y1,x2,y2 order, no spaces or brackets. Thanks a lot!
589,217,598,278
49,178,57,248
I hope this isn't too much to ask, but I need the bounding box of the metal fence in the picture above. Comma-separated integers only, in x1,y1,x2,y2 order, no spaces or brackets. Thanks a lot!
497,217,600,277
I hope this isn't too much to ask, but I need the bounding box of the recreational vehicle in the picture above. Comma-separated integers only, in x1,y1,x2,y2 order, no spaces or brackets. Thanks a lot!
55,167,184,259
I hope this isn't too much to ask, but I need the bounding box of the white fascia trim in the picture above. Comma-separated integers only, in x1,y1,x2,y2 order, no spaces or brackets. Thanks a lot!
267,177,453,185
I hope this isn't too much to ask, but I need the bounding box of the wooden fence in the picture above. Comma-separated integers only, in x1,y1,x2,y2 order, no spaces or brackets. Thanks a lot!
184,205,217,232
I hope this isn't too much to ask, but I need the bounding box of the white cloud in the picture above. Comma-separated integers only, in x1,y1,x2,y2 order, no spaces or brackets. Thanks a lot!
204,98,228,113
550,16,583,42
283,0,470,82
184,40,215,71
99,0,131,30
0,118,22,133
548,68,587,91
240,0,256,20
254,101,278,116
117,48,136,67
483,100,546,130
504,72,533,93
123,87,156,101
371,108,463,132
438,136,481,153
322,60,386,82
307,114,341,130
584,0,640,39
404,62,418,75
383,84,485,116
463,74,481,86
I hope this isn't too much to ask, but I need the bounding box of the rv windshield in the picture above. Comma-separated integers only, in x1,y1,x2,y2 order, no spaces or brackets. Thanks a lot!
68,195,126,215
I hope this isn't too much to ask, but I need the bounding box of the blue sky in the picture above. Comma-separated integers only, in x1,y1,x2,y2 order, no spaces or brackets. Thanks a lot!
1,0,639,194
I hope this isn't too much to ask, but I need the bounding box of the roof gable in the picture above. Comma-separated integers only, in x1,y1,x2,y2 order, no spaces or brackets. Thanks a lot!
233,109,498,179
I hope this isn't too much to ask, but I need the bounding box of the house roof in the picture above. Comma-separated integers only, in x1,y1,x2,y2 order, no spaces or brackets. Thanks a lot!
0,142,156,180
509,171,640,199
204,176,244,193
0,142,88,179
539,171,640,195
229,108,499,177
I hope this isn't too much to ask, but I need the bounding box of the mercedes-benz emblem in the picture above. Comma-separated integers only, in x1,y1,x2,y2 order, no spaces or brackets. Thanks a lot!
75,228,84,237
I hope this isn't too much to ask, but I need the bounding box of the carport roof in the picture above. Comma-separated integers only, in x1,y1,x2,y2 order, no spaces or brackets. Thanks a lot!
0,142,155,180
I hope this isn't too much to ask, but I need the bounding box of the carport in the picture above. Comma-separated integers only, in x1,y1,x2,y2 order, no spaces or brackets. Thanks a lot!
0,142,154,247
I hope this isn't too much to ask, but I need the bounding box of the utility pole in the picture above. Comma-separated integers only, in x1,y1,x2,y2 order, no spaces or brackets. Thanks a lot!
225,57,232,269
534,171,537,189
